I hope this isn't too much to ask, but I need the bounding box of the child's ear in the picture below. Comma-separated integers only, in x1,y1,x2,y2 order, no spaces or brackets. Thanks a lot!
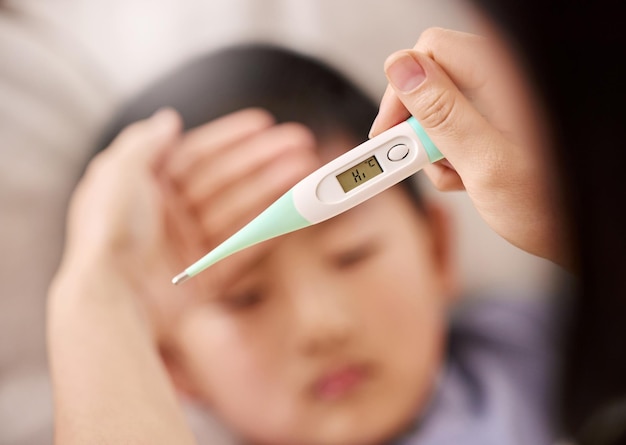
423,200,459,302
159,343,202,401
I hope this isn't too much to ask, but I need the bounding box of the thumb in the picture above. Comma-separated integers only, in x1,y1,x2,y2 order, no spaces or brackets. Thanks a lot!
380,50,505,170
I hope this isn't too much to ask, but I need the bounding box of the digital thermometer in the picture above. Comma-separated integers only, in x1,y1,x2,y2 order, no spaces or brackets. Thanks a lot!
172,117,442,284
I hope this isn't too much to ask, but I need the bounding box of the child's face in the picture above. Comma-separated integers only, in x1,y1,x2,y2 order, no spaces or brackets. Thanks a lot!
169,181,454,445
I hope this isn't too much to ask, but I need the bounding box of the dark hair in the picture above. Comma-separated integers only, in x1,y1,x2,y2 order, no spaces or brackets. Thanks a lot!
470,1,626,442
97,45,423,208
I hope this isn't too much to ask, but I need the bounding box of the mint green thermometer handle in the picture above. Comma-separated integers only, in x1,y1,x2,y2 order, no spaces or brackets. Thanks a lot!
407,117,443,162
172,117,441,284
183,190,310,278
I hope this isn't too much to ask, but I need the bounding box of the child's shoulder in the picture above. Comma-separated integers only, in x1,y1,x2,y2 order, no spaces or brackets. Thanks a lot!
449,289,566,359
397,290,567,445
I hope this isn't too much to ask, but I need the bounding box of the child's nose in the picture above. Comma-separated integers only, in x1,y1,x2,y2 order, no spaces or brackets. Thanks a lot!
288,276,357,356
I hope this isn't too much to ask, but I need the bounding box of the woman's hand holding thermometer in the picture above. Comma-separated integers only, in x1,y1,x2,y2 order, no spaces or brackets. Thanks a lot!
172,117,442,284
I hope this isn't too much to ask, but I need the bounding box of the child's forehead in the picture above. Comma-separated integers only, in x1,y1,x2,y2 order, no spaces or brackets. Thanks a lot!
279,187,428,248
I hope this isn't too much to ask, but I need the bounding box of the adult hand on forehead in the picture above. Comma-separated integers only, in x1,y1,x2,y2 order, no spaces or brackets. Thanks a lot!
56,107,317,343
49,109,201,445
167,108,318,293
370,27,568,267
54,108,207,342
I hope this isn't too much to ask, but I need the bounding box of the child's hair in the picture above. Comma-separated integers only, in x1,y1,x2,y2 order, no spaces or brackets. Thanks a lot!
98,44,423,208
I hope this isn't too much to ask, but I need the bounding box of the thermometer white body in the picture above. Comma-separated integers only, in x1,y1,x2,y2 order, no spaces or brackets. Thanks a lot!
293,119,431,224
172,117,442,284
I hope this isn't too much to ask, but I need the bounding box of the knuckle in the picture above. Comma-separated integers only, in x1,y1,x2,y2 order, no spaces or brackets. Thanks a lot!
417,87,458,133
419,27,446,43
417,27,447,51
425,164,464,191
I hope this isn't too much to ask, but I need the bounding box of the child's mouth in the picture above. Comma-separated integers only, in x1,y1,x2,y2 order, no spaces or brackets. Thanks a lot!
312,363,371,400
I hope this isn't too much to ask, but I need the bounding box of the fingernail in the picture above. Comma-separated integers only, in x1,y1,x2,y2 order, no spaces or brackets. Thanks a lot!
386,54,426,93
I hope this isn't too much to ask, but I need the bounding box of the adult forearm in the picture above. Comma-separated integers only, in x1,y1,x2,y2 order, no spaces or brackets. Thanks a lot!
47,263,196,445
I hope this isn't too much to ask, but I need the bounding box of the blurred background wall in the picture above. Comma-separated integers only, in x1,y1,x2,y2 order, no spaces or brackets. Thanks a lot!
0,1,561,443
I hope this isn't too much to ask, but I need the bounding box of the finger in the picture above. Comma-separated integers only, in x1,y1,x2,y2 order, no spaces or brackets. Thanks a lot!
108,108,183,170
369,87,411,138
167,108,275,181
379,49,511,176
160,179,222,303
414,28,490,92
422,163,465,191
369,28,491,138
180,122,316,208
415,28,523,135
197,148,317,245
161,178,208,266
369,85,410,138
77,108,182,209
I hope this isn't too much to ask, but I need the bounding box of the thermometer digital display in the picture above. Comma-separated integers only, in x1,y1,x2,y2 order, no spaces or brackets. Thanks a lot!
336,155,384,193
172,116,443,285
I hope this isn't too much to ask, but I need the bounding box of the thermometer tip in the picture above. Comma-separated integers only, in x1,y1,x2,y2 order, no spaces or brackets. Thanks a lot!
172,271,190,285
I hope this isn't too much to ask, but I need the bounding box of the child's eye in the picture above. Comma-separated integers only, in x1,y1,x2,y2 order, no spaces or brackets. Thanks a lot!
220,290,266,311
331,242,380,270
